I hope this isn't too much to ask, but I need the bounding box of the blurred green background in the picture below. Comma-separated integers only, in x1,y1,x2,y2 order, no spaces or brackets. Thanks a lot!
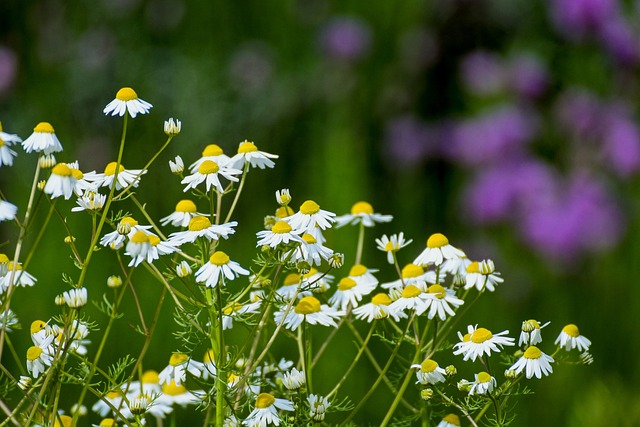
2,0,640,425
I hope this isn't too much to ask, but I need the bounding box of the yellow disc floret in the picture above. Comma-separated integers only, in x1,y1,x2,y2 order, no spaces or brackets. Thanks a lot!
198,160,219,175
255,392,275,409
116,87,138,101
52,163,72,177
0,254,8,263
275,206,294,218
338,277,357,291
401,263,423,279
477,371,492,383
349,264,367,277
99,419,116,427
442,414,461,426
104,162,125,176
162,380,186,396
71,168,83,180
466,261,480,274
169,353,189,366
283,273,301,286
426,233,449,248
401,285,421,299
420,359,438,373
371,293,392,306
471,328,493,344
271,221,292,234
295,296,321,314
26,346,42,361
523,346,542,359
30,320,47,334
209,251,230,266
188,216,212,231
300,200,320,215
202,144,224,157
238,140,258,153
562,324,580,338
141,370,159,384
130,231,149,244
427,284,446,299
203,349,215,364
350,201,374,215
175,199,197,213
34,122,55,133
302,233,316,244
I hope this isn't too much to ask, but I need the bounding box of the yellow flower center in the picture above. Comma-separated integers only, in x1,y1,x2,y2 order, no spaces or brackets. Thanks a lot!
162,380,186,396
71,168,83,180
210,251,230,266
169,353,189,366
271,221,292,234
401,263,423,279
99,419,116,427
34,122,55,133
0,138,4,147
7,262,22,271
30,320,47,334
238,141,258,153
0,253,8,263
462,333,471,342
471,328,493,343
477,371,492,383
224,302,243,315
426,233,449,248
427,284,446,299
119,216,138,227
52,163,72,177
420,359,438,373
284,273,300,286
338,277,357,291
106,390,121,399
371,293,392,306
198,160,219,175
562,324,580,338
350,201,374,215
26,346,42,361
302,233,316,244
302,268,318,279
442,414,461,426
524,346,542,359
295,296,321,314
466,261,480,274
204,349,215,364
54,415,73,427
275,206,294,218
115,87,138,101
522,319,541,332
175,199,197,213
202,144,224,157
141,370,159,384
148,235,161,246
300,200,320,215
401,285,421,299
130,231,149,244
104,162,125,176
384,241,395,251
349,264,367,277
188,216,212,231
255,392,275,409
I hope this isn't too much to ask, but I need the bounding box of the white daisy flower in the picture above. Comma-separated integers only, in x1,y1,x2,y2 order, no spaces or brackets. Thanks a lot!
164,118,181,136
63,287,88,308
441,255,472,278
0,136,17,167
158,353,204,386
275,188,291,206
67,161,99,196
242,393,294,427
282,367,306,390
92,162,147,191
555,324,591,352
285,232,333,266
126,370,163,397
0,122,21,144
66,320,91,355
509,345,554,379
410,359,447,385
328,276,375,310
348,264,379,289
453,325,515,362
176,260,192,278
308,394,330,422
99,217,151,249
0,200,17,222
72,189,106,212
128,233,177,267
286,200,335,233
26,334,54,378
168,216,237,246
44,163,76,200
381,263,437,296
125,230,153,262
274,296,344,331
464,259,503,292
181,160,242,193
22,122,63,154
256,220,304,248
301,267,333,294
414,233,465,266
189,144,231,173
353,293,407,322
437,414,461,427
229,140,278,170
156,381,202,408
389,285,431,315
169,155,184,174
519,319,550,347
222,301,261,330
1,262,37,290
275,273,306,301
103,87,152,118
160,199,204,227
469,372,496,395
424,284,464,321
375,232,413,264
30,320,52,346
334,201,393,228
195,251,250,288
92,390,126,417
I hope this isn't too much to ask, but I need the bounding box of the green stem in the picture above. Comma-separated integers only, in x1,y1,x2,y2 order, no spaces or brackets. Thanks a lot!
355,222,365,265
224,163,249,223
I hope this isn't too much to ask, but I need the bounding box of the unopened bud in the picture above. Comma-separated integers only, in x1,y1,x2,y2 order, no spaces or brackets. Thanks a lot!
37,180,46,191
176,261,192,278
38,154,57,169
107,275,123,288
164,118,182,136
445,365,457,376
504,369,518,380
328,253,344,269
64,236,76,244
420,388,434,401
54,294,66,306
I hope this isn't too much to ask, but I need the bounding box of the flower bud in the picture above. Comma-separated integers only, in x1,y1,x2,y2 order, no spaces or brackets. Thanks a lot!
445,365,457,376
164,118,182,136
420,388,434,400
169,155,184,174
328,253,344,269
107,275,123,288
176,261,192,278
38,154,57,169
275,189,291,206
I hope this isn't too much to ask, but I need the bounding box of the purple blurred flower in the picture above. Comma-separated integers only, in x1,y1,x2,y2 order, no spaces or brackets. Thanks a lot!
0,47,17,95
554,89,603,140
319,16,372,62
549,0,618,39
459,51,506,96
384,115,440,167
598,17,639,65
448,105,538,166
507,54,549,99
601,110,640,177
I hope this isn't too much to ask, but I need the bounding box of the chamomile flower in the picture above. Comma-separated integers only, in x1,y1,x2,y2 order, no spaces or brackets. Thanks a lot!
160,200,204,227
66,320,91,355
164,118,181,136
437,414,461,427
222,301,261,330
276,273,305,300
464,259,503,292
93,162,147,191
63,288,88,308
92,390,125,417
72,189,106,212
307,394,330,422
286,232,333,266
286,200,335,233
66,161,99,196
127,233,177,267
189,144,231,173
519,319,550,347
169,155,184,174
30,320,52,346
103,87,152,118
469,372,496,395
124,230,153,261
334,201,393,228
301,267,333,293
242,393,294,427
375,232,413,264
229,140,278,170
0,309,18,332
282,367,306,390
181,160,242,193
195,251,250,288
275,189,291,206
0,200,17,222
414,233,465,266
381,263,436,296
0,122,21,144
22,122,63,154
168,216,237,246
274,296,344,331
44,163,76,199
328,276,374,310
0,136,18,167
176,260,192,278
424,284,464,321
411,359,447,385
156,381,202,408
26,334,54,378
453,326,515,362
100,217,151,249
509,345,554,379
127,370,163,397
389,285,431,315
353,293,407,322
348,264,379,289
158,353,204,386
555,324,591,352
1,262,37,290
256,220,304,248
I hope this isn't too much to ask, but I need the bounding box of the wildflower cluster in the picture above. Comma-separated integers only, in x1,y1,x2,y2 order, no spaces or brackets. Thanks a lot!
0,89,592,426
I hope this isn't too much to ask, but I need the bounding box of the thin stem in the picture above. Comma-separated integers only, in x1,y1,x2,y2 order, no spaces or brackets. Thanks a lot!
224,163,249,223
